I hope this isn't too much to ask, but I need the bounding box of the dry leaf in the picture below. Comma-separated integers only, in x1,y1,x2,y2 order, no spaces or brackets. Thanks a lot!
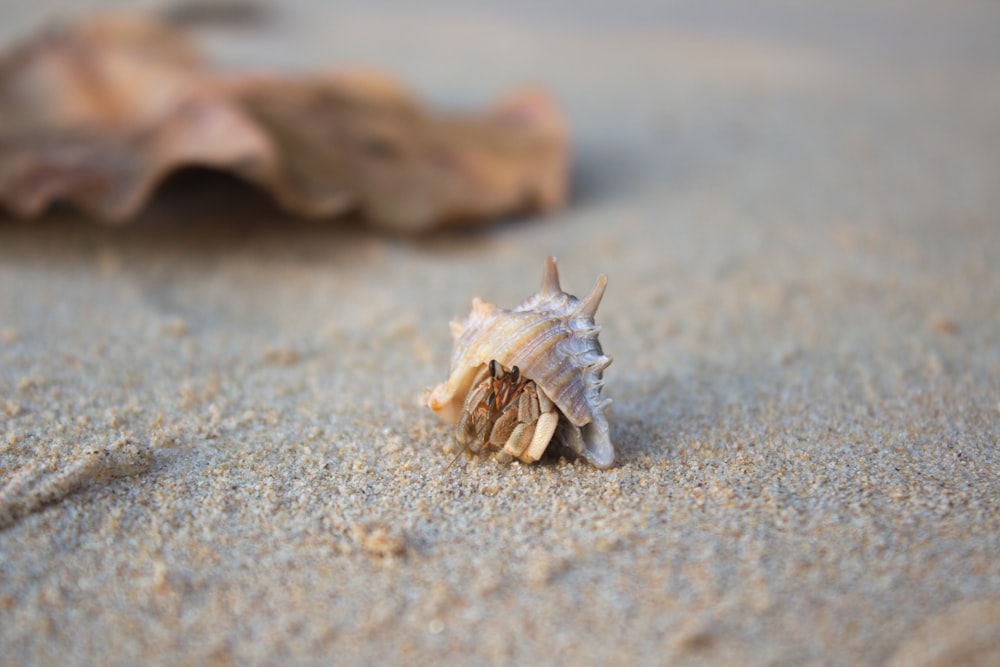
0,14,568,232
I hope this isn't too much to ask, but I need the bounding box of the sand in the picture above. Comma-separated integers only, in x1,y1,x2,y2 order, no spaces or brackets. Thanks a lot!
2,2,999,665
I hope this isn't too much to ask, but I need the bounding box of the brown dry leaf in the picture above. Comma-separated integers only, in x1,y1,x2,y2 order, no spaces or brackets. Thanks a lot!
0,15,271,222
0,14,568,232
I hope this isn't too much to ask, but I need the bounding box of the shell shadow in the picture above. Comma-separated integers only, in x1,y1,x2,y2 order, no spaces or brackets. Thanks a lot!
0,168,377,266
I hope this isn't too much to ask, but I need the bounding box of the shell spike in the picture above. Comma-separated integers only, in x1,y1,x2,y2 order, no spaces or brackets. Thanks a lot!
573,274,607,320
541,256,561,296
593,354,614,372
582,418,615,469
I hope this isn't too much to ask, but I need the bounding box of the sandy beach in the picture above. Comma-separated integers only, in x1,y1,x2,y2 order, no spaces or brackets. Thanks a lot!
2,2,999,665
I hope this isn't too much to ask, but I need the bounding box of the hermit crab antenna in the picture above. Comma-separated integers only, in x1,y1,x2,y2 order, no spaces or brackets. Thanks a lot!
540,256,561,296
445,442,472,470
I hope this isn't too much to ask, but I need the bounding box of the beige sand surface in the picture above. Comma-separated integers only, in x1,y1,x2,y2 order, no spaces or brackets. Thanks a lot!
2,2,999,665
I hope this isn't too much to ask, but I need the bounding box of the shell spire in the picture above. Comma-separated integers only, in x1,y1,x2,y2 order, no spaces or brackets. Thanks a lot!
428,256,616,468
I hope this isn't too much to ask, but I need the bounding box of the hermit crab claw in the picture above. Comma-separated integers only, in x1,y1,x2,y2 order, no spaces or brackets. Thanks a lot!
428,257,615,468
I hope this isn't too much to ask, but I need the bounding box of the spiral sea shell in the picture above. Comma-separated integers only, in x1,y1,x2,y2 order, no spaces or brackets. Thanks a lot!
428,257,614,468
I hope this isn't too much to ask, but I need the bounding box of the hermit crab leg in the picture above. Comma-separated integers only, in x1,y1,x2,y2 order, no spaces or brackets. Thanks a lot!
450,364,496,467
524,411,558,462
488,405,519,446
456,381,489,447
502,422,533,458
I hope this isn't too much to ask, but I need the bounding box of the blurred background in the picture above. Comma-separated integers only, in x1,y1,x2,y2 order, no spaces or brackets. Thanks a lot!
5,0,998,219
2,1,999,664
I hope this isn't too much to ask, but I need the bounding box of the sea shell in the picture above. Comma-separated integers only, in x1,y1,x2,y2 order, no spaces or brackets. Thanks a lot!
428,257,614,468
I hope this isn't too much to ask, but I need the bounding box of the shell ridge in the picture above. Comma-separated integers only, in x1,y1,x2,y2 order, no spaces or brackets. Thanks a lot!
498,314,567,375
515,291,575,317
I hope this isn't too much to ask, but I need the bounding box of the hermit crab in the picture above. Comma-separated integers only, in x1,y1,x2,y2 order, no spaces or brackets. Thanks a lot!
428,257,614,468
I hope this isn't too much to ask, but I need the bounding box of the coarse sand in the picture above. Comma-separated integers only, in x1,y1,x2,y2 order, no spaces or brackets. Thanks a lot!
2,2,999,665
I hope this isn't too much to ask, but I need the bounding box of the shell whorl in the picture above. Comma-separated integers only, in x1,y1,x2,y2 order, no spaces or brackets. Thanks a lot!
428,257,615,468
